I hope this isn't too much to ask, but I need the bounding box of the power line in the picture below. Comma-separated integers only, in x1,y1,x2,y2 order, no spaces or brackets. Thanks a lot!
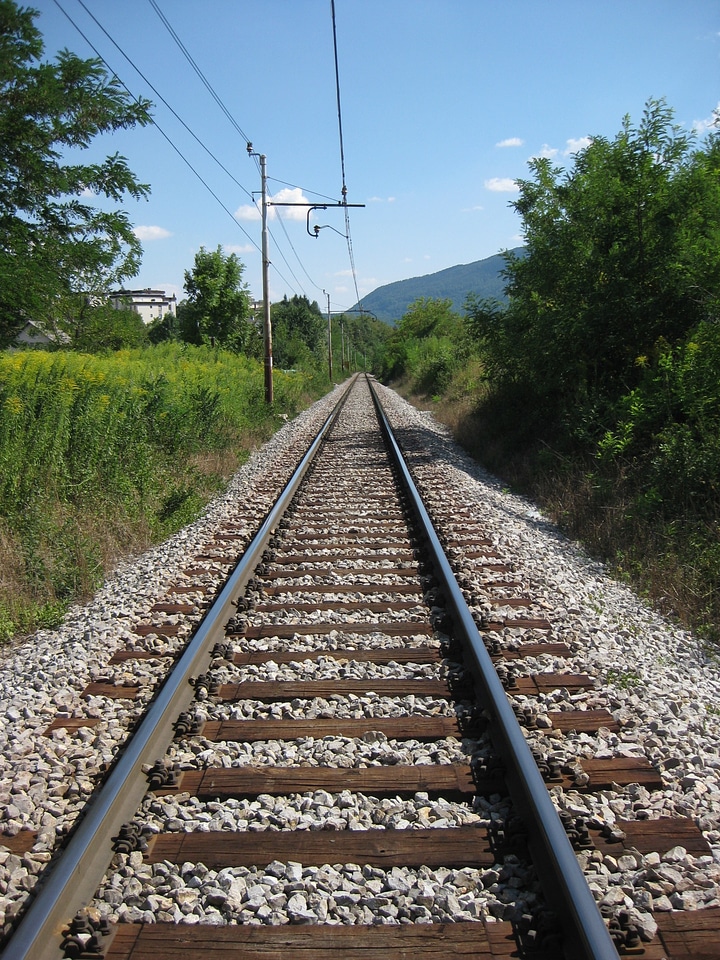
52,0,306,296
268,177,340,205
71,0,253,201
53,0,260,251
56,0,352,305
148,0,251,145
330,0,362,309
273,210,323,296
147,0,325,297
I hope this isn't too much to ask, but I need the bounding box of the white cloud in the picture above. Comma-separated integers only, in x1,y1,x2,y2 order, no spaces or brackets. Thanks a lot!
368,195,396,203
693,102,720,134
565,137,592,155
462,204,485,213
532,144,559,160
224,243,256,255
496,137,524,148
133,225,172,241
234,202,261,222
484,177,519,192
234,186,311,223
529,138,592,162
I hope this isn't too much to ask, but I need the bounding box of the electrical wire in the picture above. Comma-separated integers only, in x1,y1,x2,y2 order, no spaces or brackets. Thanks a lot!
53,0,261,251
56,0,352,304
330,0,362,309
273,210,324,296
52,0,303,295
147,0,327,296
267,177,340,204
72,0,254,201
148,0,251,144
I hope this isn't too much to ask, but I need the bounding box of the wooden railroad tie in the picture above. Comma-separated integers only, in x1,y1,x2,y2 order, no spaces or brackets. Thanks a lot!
145,824,495,870
103,918,536,958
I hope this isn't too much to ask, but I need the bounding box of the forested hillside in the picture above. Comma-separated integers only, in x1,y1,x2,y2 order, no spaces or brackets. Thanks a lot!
383,100,720,642
352,249,523,322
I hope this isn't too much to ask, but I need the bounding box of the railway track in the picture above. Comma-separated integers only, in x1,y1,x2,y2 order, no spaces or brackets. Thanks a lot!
2,376,719,959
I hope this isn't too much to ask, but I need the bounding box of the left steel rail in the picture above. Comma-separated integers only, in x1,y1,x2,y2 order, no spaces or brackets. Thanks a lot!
3,380,354,960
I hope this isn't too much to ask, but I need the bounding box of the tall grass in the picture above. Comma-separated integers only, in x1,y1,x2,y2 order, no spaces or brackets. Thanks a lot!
0,344,316,642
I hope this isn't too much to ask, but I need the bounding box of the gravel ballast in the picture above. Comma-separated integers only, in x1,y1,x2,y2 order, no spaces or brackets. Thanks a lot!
2,378,720,946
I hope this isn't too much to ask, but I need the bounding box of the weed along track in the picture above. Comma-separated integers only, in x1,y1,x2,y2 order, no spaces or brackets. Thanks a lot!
2,377,720,960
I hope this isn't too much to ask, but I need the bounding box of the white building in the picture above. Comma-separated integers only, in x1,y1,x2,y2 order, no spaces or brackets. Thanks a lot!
109,289,177,324
12,320,71,349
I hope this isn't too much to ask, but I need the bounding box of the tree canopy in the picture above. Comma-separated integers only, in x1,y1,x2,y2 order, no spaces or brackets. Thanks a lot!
271,295,326,369
469,99,720,439
0,0,153,343
178,245,254,351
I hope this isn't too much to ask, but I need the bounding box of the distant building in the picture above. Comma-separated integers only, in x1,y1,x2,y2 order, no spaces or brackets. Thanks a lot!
109,288,177,325
12,320,70,349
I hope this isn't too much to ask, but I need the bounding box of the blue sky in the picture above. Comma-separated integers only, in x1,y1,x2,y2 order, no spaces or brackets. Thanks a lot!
35,0,719,313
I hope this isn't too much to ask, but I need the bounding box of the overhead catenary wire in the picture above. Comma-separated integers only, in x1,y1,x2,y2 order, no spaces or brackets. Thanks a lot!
53,0,260,252
147,0,328,296
330,0,363,310
52,0,303,295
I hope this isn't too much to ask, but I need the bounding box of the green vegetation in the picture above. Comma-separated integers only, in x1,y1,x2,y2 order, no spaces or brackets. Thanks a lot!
0,0,152,348
385,100,720,644
0,345,317,642
6,0,714,656
380,298,468,393
173,246,258,354
0,1,394,645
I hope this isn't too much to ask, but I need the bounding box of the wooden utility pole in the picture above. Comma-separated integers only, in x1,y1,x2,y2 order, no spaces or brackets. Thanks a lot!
324,290,332,381
247,144,273,404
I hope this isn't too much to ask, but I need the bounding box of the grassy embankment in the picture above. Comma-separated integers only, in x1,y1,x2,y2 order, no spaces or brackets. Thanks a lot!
0,343,325,643
397,363,720,649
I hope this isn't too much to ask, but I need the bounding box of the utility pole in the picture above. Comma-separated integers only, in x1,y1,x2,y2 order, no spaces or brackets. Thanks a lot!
323,289,332,382
247,144,273,404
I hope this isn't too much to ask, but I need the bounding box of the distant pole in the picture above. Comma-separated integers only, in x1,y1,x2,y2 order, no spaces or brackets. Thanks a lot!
248,143,273,405
324,289,332,381
259,154,273,404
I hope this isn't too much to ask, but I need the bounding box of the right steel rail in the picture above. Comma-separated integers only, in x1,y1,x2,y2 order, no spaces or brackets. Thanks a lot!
369,377,619,960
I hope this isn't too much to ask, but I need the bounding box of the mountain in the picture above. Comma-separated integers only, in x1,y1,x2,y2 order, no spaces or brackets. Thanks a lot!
352,247,524,323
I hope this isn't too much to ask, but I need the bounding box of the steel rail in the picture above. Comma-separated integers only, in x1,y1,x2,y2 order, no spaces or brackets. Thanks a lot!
368,376,619,960
4,379,356,960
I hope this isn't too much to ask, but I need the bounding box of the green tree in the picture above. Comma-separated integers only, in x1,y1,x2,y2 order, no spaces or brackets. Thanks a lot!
71,300,149,352
380,297,463,390
489,99,720,437
0,0,152,344
179,246,252,350
271,295,325,369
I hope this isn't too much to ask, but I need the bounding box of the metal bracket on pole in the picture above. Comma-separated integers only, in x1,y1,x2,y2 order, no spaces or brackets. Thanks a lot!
269,201,365,239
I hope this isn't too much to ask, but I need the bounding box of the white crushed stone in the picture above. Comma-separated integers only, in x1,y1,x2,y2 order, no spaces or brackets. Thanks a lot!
2,377,720,946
